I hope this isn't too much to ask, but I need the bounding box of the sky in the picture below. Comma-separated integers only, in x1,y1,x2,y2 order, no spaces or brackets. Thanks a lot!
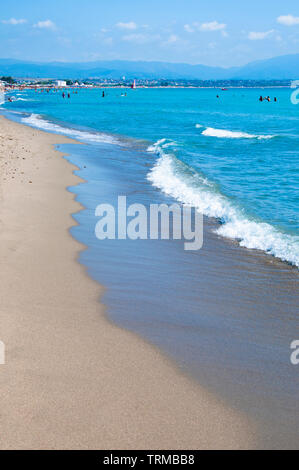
0,0,299,67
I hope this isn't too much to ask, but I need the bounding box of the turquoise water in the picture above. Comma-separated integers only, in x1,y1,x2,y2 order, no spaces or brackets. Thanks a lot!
3,87,299,266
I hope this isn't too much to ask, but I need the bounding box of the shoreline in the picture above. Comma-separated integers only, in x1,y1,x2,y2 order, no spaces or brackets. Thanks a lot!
6,85,292,91
0,115,256,449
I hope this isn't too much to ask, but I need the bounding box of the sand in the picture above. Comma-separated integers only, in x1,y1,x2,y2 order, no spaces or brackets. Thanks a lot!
0,115,255,449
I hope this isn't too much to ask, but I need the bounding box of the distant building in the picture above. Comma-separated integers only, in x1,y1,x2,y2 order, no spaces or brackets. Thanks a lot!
55,80,67,87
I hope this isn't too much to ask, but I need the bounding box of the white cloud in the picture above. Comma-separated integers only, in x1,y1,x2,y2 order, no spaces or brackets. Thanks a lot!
1,18,27,25
184,21,227,35
184,24,195,33
248,30,274,40
167,34,179,43
162,34,188,48
116,21,137,30
34,20,56,30
122,32,160,44
277,14,299,26
122,33,145,42
200,21,226,32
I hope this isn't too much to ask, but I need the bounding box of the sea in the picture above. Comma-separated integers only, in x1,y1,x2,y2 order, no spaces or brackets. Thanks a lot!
1,86,299,447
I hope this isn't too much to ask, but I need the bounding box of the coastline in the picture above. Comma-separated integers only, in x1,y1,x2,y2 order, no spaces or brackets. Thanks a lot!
0,115,255,449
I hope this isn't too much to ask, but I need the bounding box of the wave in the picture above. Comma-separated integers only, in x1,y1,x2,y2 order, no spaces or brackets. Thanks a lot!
147,139,299,268
198,126,274,140
147,138,176,153
21,113,121,145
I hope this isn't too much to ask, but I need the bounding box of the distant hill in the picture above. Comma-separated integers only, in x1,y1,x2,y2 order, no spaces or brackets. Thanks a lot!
0,54,299,80
0,59,228,80
231,54,299,80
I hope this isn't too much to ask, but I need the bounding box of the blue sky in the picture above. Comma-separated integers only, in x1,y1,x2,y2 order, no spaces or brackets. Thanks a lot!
1,0,299,66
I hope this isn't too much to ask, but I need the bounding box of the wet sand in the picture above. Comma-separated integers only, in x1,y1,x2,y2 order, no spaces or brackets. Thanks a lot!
0,115,255,449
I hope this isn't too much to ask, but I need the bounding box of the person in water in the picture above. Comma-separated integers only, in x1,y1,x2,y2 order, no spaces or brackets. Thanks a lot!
68,93,70,99
259,95,263,102
102,91,105,98
274,97,277,102
62,92,65,98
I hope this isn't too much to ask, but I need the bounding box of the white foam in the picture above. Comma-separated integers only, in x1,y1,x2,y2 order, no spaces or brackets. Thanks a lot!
147,140,299,268
21,113,120,145
147,138,168,153
200,127,274,140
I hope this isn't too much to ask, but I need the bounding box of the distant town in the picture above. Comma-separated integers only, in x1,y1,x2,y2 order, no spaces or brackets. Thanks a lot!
0,75,293,90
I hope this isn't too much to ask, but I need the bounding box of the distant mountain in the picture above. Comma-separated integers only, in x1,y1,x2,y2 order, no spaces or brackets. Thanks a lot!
0,58,228,80
230,54,299,80
0,54,299,80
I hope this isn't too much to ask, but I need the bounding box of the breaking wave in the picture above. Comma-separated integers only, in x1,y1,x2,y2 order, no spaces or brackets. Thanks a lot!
21,113,121,145
147,139,299,268
197,126,274,140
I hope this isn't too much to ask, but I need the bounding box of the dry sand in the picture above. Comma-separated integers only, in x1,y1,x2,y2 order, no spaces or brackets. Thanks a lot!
0,115,256,449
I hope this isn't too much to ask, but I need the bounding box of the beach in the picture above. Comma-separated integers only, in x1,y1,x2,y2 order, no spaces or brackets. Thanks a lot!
0,115,256,449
